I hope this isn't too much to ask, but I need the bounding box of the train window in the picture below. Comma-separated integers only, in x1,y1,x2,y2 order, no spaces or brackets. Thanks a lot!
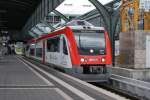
63,38,68,55
47,37,60,52
36,48,42,57
47,39,51,52
74,30,105,55
30,48,35,56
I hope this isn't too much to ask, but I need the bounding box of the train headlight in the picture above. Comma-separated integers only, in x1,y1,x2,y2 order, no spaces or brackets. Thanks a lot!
90,49,94,53
101,58,105,62
80,58,85,62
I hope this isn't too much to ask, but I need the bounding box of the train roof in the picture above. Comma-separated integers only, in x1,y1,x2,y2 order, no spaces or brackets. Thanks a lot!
68,26,105,31
28,20,106,43
57,20,105,31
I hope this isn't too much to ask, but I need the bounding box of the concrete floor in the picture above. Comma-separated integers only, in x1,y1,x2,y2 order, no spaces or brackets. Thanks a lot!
0,56,70,100
0,55,126,100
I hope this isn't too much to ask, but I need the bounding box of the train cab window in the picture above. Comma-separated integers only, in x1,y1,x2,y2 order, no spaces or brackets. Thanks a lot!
47,37,60,52
63,38,68,55
36,48,42,57
74,30,105,55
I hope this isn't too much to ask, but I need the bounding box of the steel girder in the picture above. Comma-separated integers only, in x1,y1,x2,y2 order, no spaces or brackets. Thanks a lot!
88,0,121,65
79,9,99,20
80,6,120,38
53,10,70,22
88,0,111,34
28,31,38,38
111,9,120,36
88,0,121,35
41,20,56,32
22,0,64,38
31,27,43,36
35,26,45,33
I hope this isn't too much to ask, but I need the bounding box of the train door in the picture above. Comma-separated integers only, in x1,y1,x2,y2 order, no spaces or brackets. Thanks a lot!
35,41,43,61
60,35,72,68
45,36,61,66
29,43,36,58
53,36,61,65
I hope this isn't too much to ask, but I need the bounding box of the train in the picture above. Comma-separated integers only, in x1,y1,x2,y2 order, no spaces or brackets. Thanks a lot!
25,20,112,82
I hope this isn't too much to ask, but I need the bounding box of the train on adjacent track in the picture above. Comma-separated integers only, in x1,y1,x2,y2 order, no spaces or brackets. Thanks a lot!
25,20,112,82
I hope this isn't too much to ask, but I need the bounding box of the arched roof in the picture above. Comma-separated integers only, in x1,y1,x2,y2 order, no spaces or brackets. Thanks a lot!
0,0,41,30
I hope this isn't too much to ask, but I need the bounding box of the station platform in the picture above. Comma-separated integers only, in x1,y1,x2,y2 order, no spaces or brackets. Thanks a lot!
0,55,127,100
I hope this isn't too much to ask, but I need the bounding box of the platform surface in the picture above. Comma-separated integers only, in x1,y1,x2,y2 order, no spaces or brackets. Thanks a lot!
0,56,70,100
0,56,50,86
0,55,126,100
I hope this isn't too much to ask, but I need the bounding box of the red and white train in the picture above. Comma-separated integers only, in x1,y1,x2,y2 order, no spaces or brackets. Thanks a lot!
25,20,112,82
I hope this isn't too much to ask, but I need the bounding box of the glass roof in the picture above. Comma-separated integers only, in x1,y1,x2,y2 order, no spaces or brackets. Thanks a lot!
30,0,113,37
56,0,113,15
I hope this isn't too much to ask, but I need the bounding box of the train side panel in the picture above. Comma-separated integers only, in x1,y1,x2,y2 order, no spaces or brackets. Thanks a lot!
59,34,72,68
44,33,72,69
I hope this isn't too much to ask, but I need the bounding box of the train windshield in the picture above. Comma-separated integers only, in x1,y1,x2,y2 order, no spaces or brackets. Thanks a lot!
74,30,105,55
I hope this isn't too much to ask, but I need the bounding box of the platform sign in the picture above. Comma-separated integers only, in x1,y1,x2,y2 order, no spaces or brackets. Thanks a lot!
139,0,150,12
146,35,150,68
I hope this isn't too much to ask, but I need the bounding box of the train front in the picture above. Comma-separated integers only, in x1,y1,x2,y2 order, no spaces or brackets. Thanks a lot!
69,20,112,82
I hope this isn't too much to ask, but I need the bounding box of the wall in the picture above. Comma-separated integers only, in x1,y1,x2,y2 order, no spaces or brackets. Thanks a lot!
134,31,150,68
119,30,150,69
